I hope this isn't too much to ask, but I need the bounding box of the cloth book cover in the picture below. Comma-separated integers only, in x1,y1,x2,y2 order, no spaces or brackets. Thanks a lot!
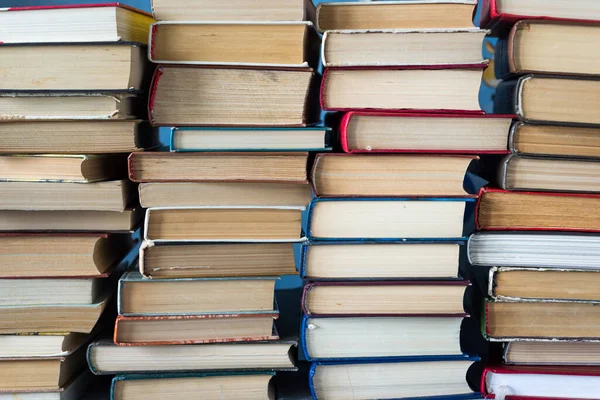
305,197,476,242
320,63,488,113
301,281,471,318
339,112,515,154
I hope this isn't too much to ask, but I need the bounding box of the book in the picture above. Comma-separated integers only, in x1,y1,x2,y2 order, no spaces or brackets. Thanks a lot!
300,240,466,280
0,209,142,232
0,43,146,91
488,267,600,302
0,154,127,183
0,92,142,120
310,359,479,400
0,180,134,211
140,241,297,279
340,112,513,154
0,233,130,278
316,1,478,32
149,21,320,68
499,154,600,192
496,20,600,78
307,198,474,240
481,366,600,399
302,281,469,317
481,0,600,31
310,154,478,197
150,0,314,22
170,127,331,152
148,66,318,127
139,182,313,208
322,29,488,67
509,122,600,158
143,207,306,242
87,340,297,374
118,271,277,316
485,300,600,341
0,370,91,400
0,277,104,306
0,295,108,334
321,66,484,112
128,152,309,183
0,333,88,358
495,75,600,126
111,373,275,400
0,3,153,44
302,315,466,360
504,341,600,366
468,232,600,269
476,189,600,232
114,314,279,345
0,120,150,154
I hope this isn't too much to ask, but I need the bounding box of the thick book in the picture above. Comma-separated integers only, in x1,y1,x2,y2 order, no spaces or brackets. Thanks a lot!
310,359,480,400
0,209,142,232
0,370,91,400
110,373,275,400
143,206,306,243
310,154,479,197
139,182,313,208
476,188,600,232
0,120,153,154
495,20,600,78
0,43,147,91
484,300,600,341
170,127,331,152
494,75,600,126
87,340,298,374
322,29,488,68
468,232,600,270
148,65,319,127
117,270,277,316
480,0,600,32
128,152,309,183
0,276,106,307
0,91,143,120
316,1,477,32
299,240,466,281
307,197,475,241
150,21,320,68
301,315,470,361
140,241,297,279
488,267,600,303
498,154,600,193
340,112,513,154
0,180,134,212
0,233,130,278
481,366,600,399
0,3,153,44
302,281,470,317
504,341,600,366
114,313,279,346
150,0,314,22
321,65,485,112
0,333,89,358
508,122,600,159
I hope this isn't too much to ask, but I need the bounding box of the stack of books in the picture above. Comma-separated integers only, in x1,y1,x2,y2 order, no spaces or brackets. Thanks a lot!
85,0,325,399
300,1,513,399
474,0,600,398
0,3,153,399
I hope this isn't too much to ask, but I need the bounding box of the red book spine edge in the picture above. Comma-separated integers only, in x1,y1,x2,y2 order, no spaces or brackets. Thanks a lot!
127,152,137,183
149,24,157,61
147,66,163,126
339,112,352,153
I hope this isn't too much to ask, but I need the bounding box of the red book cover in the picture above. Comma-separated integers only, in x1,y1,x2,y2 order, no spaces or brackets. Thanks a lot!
301,281,471,318
339,112,516,154
320,64,488,113
475,187,600,233
114,314,280,346
481,365,600,400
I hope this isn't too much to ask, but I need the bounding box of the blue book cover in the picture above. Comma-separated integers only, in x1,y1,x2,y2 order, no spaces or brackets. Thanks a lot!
170,126,333,152
305,197,476,242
